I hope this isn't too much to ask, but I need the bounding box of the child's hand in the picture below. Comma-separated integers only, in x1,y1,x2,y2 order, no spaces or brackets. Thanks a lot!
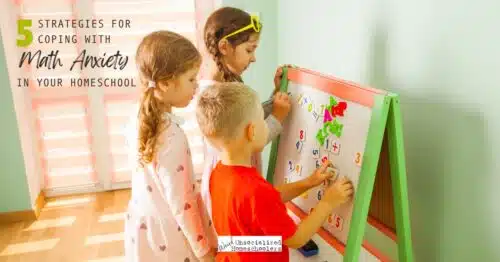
306,161,335,188
271,92,291,123
273,64,296,95
321,176,354,209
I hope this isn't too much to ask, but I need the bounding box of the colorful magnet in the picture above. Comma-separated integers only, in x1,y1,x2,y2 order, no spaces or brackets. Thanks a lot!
284,177,289,184
323,108,333,123
328,214,333,223
307,101,314,113
321,152,329,163
330,140,341,154
317,190,323,200
317,104,326,116
295,164,302,176
296,93,304,104
327,96,338,110
295,140,303,152
299,129,306,142
355,152,362,166
333,214,344,231
302,96,310,107
312,110,320,121
323,137,330,151
315,159,321,169
288,160,294,172
312,147,320,159
316,128,328,146
331,101,347,117
330,119,344,138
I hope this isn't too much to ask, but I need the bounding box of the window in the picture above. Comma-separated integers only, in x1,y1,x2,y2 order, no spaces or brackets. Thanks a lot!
5,0,217,195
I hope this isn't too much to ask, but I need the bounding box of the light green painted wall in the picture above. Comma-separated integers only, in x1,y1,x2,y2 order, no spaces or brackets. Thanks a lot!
0,32,32,212
276,0,500,261
221,0,278,177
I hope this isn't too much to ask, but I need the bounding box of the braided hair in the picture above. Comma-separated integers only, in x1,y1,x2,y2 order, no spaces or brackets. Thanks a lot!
204,7,262,83
135,31,201,167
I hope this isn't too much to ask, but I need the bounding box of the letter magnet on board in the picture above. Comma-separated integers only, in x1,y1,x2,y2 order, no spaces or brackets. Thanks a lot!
333,214,344,231
354,152,362,166
288,160,294,172
312,110,320,121
299,129,306,142
317,104,326,116
294,164,302,176
317,190,322,200
301,96,310,107
295,140,304,152
320,150,329,163
323,137,330,151
312,147,320,159
307,101,314,113
330,140,341,155
296,93,304,104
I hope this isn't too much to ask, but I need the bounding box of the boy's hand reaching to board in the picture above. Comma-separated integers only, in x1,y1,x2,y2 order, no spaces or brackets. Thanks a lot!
306,161,335,188
321,176,354,209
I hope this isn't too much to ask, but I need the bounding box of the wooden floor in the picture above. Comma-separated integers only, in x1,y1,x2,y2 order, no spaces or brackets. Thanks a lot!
0,189,342,262
0,189,131,262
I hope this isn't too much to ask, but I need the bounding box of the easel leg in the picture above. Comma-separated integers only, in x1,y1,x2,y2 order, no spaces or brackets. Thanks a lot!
387,96,415,262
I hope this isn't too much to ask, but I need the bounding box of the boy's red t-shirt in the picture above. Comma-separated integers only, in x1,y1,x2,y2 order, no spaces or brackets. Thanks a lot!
210,162,297,262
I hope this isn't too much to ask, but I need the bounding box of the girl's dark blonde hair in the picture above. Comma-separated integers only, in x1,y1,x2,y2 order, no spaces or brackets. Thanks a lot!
135,30,201,166
204,7,262,82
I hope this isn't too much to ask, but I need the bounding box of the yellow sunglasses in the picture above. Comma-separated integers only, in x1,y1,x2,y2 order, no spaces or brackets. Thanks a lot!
221,14,261,40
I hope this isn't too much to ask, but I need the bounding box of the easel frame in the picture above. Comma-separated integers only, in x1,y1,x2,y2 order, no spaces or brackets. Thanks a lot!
266,66,414,262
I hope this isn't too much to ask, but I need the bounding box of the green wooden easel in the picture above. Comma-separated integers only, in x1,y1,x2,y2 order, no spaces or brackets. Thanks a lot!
266,66,414,262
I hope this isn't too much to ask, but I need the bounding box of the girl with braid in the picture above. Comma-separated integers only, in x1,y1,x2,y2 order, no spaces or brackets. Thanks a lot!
124,31,216,262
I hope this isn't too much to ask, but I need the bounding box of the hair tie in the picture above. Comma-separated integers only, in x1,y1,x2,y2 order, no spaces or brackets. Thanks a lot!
148,80,156,88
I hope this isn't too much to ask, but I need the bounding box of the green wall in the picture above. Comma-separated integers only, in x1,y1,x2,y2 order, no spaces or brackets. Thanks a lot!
0,32,32,212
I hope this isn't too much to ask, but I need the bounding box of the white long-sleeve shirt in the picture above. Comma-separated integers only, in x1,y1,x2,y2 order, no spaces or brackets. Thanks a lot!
124,111,216,261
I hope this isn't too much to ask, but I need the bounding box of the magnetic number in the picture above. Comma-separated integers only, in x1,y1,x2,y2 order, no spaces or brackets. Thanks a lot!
317,190,322,200
355,152,362,164
335,216,341,228
307,103,313,112
299,130,305,140
312,149,320,158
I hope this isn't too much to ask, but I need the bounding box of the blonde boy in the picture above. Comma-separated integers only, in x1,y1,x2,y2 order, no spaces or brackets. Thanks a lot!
196,82,354,262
